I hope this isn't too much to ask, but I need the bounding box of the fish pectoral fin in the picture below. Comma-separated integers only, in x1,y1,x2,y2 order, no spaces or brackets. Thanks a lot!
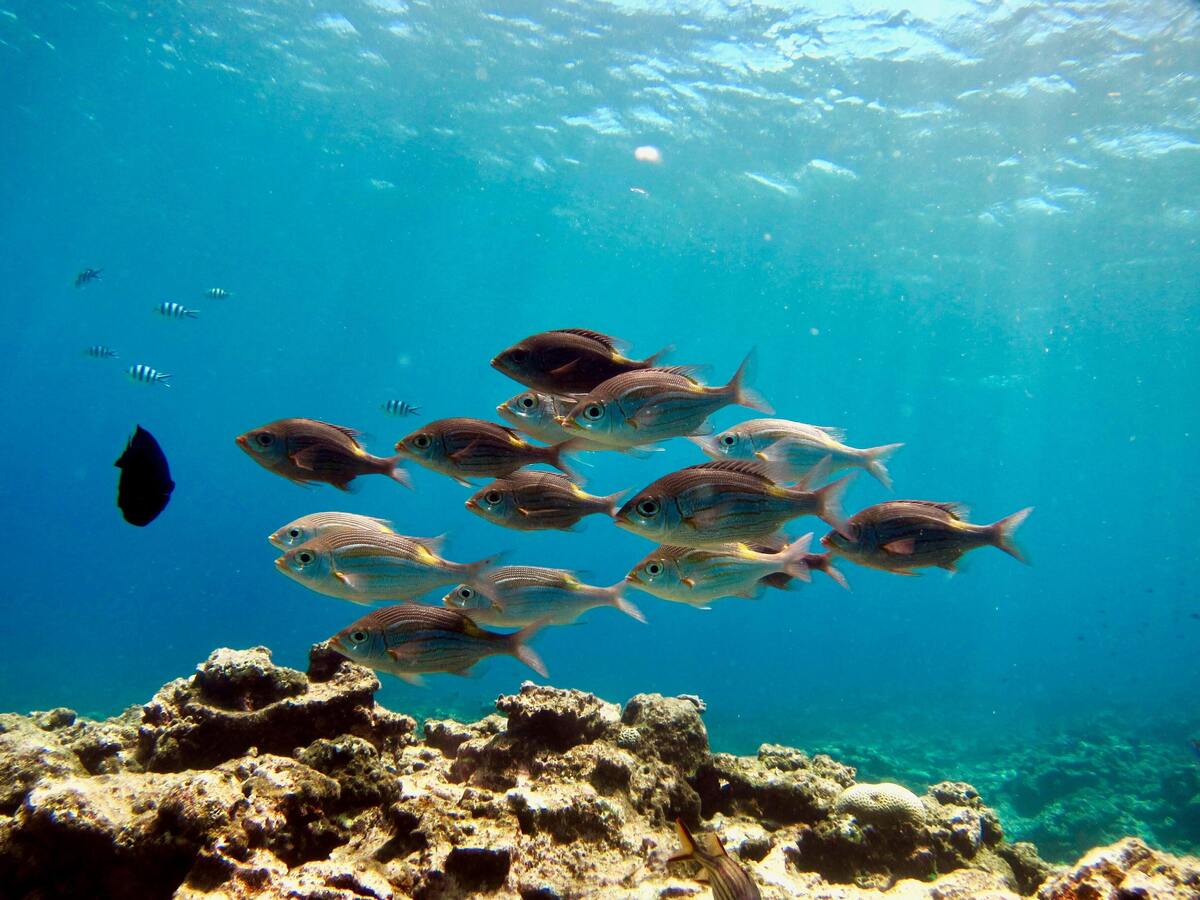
334,571,367,590
882,538,917,555
448,438,482,462
393,670,425,687
518,507,562,519
549,359,579,376
680,576,696,588
453,476,476,488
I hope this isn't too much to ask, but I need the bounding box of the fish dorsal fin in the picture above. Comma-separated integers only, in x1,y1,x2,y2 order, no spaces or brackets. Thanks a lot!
749,534,788,553
814,424,848,441
649,364,707,382
696,832,727,857
552,328,624,351
656,545,693,559
907,500,969,519
686,460,776,481
321,422,363,445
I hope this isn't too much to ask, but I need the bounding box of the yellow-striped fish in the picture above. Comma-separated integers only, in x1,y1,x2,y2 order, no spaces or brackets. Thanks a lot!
668,818,762,900
268,512,394,549
442,565,645,627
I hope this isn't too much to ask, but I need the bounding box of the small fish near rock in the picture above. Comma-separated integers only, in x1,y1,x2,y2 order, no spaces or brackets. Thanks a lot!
114,425,174,526
236,417,411,490
669,817,762,900
491,327,670,394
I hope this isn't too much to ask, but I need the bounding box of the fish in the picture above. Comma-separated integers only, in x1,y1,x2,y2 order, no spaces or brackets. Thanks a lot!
236,417,411,490
74,267,102,287
127,364,170,386
394,417,580,486
330,604,547,685
275,527,501,604
114,425,174,526
693,419,903,489
382,399,421,417
465,470,625,532
627,535,840,607
559,354,772,449
668,818,762,900
268,511,394,549
498,390,661,457
442,566,644,627
155,301,199,319
616,460,850,547
85,345,119,359
491,328,670,394
206,287,230,299
821,501,1032,574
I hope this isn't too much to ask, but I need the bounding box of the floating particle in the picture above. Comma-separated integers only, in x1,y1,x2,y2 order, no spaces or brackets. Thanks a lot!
634,145,661,163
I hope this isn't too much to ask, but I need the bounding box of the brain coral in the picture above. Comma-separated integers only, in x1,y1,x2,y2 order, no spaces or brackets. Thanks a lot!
833,782,926,827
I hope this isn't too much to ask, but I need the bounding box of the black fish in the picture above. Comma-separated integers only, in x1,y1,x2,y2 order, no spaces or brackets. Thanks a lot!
115,425,174,526
74,267,102,288
1190,738,1200,762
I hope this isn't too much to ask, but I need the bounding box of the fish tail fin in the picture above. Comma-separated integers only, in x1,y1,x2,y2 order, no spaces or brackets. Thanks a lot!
602,489,629,518
779,533,815,582
507,619,549,677
644,343,674,367
861,443,903,491
814,475,852,535
545,438,586,482
725,349,773,414
810,552,851,590
385,455,413,489
186,309,200,319
606,581,647,622
158,374,172,388
667,818,698,864
990,507,1033,564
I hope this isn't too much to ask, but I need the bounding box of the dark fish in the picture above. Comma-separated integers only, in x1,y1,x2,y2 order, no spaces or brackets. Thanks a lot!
329,604,547,685
236,417,411,490
668,818,762,900
491,328,670,393
1190,739,1200,761
394,417,580,486
382,399,420,417
466,470,625,531
616,460,850,547
114,425,174,526
821,501,1032,574
74,267,102,288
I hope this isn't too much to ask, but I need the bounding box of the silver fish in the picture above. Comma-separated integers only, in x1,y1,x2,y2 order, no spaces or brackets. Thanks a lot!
497,390,649,454
560,353,772,449
382,399,421,417
443,566,644,627
127,364,170,386
466,471,625,532
156,301,199,319
275,527,500,604
268,512,394,550
85,345,118,359
669,818,762,900
330,604,547,685
616,460,849,547
694,419,902,489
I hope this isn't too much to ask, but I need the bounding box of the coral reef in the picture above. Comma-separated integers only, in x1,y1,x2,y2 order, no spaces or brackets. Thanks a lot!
0,646,1194,899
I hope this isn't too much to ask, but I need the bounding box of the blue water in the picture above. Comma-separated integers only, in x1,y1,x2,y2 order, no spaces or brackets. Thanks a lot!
3,0,1198,858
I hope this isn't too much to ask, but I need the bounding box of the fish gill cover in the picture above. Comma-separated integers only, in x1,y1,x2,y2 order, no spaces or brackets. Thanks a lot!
0,0,1198,863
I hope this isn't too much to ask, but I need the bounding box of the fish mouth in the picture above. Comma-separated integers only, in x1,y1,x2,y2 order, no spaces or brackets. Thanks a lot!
329,635,347,654
235,435,249,448
625,573,643,585
613,518,634,531
495,404,507,416
273,556,287,570
464,497,479,510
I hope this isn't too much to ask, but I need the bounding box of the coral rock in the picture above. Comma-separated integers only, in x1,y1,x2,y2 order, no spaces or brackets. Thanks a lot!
1036,836,1200,899
834,782,928,828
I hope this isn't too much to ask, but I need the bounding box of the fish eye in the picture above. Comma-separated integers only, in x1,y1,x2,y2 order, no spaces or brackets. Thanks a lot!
519,394,536,409
646,562,663,576
458,587,473,600
350,630,366,643
255,432,274,447
297,551,314,565
484,490,502,505
412,434,431,449
510,348,528,362
636,498,660,517
584,404,603,420
721,435,736,446
288,528,301,539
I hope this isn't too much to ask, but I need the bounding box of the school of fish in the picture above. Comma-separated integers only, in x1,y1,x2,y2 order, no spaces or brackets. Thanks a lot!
235,327,1031,692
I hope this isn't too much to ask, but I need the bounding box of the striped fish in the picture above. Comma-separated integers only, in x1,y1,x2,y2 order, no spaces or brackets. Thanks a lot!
443,565,644,627
127,364,170,387
275,527,500,604
85,345,119,359
616,460,850,548
155,301,199,319
497,390,582,445
268,511,394,550
559,353,771,449
205,287,230,299
382,399,420,417
329,604,547,685
491,328,671,394
668,818,762,900
466,471,625,532
394,417,580,486
236,417,411,491
693,419,903,490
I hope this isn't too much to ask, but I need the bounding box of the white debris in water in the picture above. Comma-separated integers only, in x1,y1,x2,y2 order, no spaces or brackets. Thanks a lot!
806,159,858,180
634,145,662,163
744,172,797,196
315,13,359,36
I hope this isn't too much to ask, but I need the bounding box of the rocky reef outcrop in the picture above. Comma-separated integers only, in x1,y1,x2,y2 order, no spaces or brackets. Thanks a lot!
0,646,1194,899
